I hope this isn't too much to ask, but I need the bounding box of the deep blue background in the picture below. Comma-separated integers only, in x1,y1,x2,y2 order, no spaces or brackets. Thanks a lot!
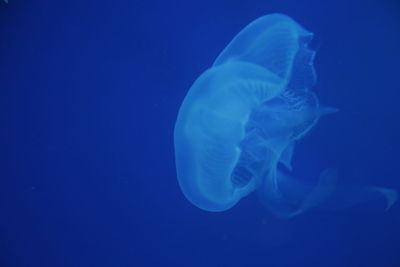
1,0,400,266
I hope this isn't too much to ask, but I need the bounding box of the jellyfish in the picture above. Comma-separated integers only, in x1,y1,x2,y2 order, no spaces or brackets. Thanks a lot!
174,14,396,216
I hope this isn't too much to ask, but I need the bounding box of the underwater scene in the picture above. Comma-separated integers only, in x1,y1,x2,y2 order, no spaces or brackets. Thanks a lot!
1,0,400,266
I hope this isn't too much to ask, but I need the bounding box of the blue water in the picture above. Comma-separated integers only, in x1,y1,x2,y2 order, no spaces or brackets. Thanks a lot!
1,1,399,266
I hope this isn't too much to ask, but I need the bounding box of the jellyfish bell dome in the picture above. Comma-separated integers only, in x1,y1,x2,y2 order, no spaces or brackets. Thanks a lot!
174,13,397,216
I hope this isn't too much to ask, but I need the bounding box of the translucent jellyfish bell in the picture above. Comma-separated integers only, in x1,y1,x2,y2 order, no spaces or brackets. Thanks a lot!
174,14,396,216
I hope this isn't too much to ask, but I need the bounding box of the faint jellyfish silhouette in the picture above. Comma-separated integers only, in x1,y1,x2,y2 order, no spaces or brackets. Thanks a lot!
174,14,396,216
